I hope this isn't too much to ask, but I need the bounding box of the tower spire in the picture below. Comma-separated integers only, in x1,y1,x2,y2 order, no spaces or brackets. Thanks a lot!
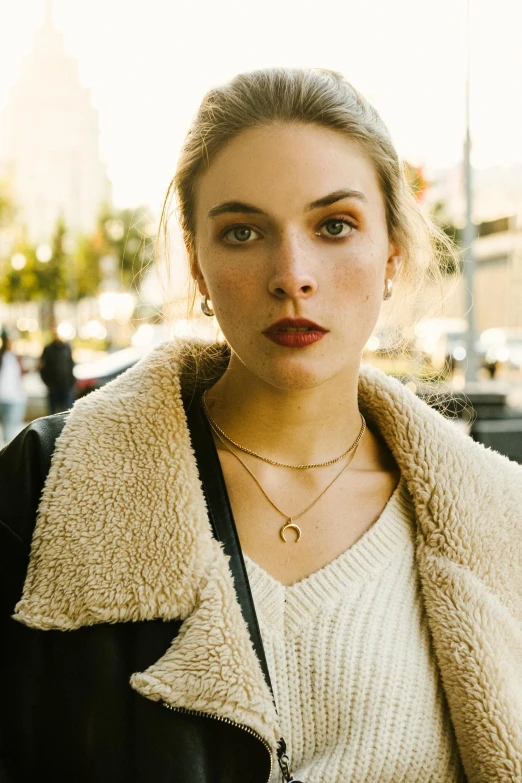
45,0,54,26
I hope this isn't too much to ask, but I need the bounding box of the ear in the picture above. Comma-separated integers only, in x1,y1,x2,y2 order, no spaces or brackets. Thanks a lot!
190,253,210,298
385,242,402,281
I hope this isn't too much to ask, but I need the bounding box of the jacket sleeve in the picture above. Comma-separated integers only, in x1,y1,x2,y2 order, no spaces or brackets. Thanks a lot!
0,414,67,781
0,414,68,552
0,413,68,613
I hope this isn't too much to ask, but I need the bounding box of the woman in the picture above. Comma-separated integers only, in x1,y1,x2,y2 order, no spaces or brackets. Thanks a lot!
0,332,26,445
1,68,521,783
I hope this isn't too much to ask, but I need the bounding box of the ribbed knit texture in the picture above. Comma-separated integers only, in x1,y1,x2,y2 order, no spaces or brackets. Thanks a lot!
245,476,466,782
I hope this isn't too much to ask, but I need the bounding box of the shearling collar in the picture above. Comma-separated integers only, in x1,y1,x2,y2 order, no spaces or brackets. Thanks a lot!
14,339,522,780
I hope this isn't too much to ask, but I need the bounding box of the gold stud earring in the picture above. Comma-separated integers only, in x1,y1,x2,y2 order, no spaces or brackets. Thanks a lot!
201,294,215,317
383,279,393,301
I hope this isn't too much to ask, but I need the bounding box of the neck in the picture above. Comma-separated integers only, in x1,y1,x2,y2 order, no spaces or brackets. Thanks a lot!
204,354,371,468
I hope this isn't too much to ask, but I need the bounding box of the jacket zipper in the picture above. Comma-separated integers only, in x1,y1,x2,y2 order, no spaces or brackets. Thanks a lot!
162,702,274,781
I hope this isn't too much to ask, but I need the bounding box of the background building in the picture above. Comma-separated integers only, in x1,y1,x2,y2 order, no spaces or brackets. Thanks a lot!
428,165,522,331
1,0,110,243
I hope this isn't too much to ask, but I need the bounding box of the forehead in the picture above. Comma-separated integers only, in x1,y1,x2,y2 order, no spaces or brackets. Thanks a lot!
195,123,384,219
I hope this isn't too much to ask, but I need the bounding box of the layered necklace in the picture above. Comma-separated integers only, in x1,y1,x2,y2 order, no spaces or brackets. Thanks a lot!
201,392,366,543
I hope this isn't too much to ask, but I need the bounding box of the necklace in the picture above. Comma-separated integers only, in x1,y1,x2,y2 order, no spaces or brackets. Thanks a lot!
209,420,365,543
201,392,366,469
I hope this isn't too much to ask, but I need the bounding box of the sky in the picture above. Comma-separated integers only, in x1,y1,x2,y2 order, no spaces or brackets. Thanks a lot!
0,0,521,212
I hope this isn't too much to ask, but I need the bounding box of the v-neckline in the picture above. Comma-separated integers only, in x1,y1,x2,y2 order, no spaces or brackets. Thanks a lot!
244,474,412,595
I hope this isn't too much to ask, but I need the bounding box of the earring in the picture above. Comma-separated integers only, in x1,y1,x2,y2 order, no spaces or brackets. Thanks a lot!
201,294,214,317
383,279,393,301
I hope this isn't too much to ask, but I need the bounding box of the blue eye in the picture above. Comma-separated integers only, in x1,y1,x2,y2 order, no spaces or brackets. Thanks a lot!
223,226,261,244
317,219,355,238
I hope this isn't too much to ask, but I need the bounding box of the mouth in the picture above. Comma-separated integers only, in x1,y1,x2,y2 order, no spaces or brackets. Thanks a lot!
262,318,328,348
263,318,328,334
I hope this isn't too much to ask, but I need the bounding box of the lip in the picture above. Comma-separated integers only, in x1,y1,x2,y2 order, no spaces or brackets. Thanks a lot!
264,331,326,347
262,318,328,348
264,318,328,333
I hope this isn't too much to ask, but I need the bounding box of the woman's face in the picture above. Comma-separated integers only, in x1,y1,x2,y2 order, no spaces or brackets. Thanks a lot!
193,122,400,390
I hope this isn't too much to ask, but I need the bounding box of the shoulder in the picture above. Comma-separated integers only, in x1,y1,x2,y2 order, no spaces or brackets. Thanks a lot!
0,413,68,546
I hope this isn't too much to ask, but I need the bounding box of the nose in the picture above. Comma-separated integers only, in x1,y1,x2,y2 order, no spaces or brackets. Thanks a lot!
267,234,318,300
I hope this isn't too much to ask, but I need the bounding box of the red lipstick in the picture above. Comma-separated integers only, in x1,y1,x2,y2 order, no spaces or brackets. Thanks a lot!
263,318,328,348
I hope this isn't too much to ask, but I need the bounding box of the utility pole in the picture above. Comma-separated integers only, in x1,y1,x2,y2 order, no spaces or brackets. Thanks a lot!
463,0,479,383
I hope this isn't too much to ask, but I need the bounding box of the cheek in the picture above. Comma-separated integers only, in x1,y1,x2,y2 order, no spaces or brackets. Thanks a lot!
332,246,386,342
210,266,252,300
205,268,257,331
335,244,385,300
202,245,261,300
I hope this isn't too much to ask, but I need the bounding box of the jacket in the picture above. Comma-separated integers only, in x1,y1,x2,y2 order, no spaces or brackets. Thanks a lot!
1,339,522,783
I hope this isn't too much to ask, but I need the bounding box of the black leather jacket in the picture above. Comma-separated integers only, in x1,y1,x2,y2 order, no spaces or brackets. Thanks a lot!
0,402,278,783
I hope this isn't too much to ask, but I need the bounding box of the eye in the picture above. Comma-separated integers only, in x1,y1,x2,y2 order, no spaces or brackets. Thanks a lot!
222,225,261,244
316,218,356,239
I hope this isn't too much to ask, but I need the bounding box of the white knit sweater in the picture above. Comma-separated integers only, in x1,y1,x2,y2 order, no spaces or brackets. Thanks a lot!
244,476,466,782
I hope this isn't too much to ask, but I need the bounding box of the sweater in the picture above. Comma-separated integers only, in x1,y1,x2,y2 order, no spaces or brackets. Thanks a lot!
245,476,465,781
12,339,522,781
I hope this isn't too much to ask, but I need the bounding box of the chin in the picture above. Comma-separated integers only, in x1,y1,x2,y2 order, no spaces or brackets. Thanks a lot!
250,352,353,392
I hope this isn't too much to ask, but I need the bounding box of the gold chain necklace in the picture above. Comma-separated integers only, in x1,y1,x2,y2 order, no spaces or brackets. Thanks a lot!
201,392,366,470
208,418,365,543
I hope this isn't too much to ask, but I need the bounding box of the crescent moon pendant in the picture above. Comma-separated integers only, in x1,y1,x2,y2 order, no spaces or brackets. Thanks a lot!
280,521,302,543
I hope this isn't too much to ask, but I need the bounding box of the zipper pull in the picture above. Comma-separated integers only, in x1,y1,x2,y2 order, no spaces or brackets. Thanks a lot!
277,738,304,783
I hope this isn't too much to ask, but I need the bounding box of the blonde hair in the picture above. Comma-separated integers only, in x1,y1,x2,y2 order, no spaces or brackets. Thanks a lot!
159,67,459,353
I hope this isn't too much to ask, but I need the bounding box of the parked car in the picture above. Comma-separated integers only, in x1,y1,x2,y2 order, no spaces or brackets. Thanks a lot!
506,334,522,370
480,328,522,373
413,318,485,374
74,346,147,398
73,320,218,397
22,347,146,420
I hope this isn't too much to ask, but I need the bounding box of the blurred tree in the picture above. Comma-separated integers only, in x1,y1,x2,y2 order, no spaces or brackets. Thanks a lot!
0,181,18,267
404,162,428,202
74,232,102,298
71,204,155,298
403,162,460,277
0,180,16,227
110,205,155,288
0,240,40,302
0,217,68,328
0,204,155,306
431,200,461,276
97,205,155,290
42,217,69,301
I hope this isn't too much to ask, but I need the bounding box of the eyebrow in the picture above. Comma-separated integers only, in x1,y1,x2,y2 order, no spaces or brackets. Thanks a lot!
207,188,368,219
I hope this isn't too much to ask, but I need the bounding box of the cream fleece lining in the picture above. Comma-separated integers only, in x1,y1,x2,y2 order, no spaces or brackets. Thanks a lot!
13,339,522,780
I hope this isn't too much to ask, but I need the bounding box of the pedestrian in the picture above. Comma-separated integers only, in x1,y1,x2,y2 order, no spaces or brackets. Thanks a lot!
0,330,27,445
38,322,75,413
1,68,521,783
